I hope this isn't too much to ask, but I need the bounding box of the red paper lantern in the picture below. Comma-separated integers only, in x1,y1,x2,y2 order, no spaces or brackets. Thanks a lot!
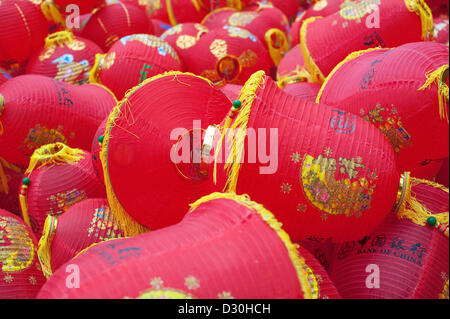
0,0,49,63
201,7,237,29
160,23,210,67
89,34,183,99
283,82,321,101
316,42,449,178
182,26,273,85
26,30,103,85
0,75,116,167
38,198,123,278
288,12,303,47
300,0,435,83
277,44,312,88
297,238,336,273
209,71,403,242
80,2,151,51
37,193,338,299
434,17,449,46
143,0,209,26
100,72,230,236
0,208,46,299
0,157,23,216
19,143,107,239
328,178,449,299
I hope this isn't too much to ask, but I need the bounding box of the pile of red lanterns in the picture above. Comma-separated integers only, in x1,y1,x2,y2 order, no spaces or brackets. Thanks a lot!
0,0,448,300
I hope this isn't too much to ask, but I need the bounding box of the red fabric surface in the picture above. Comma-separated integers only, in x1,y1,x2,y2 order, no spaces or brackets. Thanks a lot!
0,0,49,63
328,181,449,299
0,209,46,299
318,42,449,178
283,82,321,101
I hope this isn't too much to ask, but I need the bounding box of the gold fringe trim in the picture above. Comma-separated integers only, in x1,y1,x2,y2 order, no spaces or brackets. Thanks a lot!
189,192,317,299
418,64,449,123
88,53,106,84
265,28,289,67
44,30,74,48
37,215,58,279
396,176,449,237
404,0,434,41
213,71,266,192
316,47,384,103
0,157,21,195
19,184,31,228
25,143,85,174
299,16,326,84
41,0,66,28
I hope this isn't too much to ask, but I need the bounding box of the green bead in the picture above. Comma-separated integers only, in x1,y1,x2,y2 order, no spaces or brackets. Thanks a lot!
427,216,437,227
98,135,104,144
22,177,30,186
232,100,242,109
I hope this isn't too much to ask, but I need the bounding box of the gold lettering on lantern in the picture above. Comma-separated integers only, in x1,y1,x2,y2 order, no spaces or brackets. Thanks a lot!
176,35,197,49
210,39,228,59
46,189,87,216
238,49,257,68
87,206,123,241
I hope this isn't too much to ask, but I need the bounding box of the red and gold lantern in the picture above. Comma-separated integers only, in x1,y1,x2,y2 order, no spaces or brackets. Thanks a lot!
38,198,123,278
0,157,22,216
0,208,46,299
37,193,338,299
182,26,273,85
300,0,435,83
209,71,403,242
277,44,312,88
316,42,449,178
26,31,103,85
89,34,183,99
328,178,449,299
0,75,116,167
19,143,107,239
0,0,49,63
100,72,230,236
0,66,12,87
80,2,151,51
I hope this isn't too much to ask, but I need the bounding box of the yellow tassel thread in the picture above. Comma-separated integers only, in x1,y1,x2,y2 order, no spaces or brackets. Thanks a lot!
265,29,289,67
41,0,66,28
189,192,317,299
404,0,434,41
166,0,177,26
89,53,106,84
19,184,31,228
25,143,85,174
213,71,266,192
277,66,312,89
396,176,449,236
44,30,74,48
316,47,385,104
37,215,58,278
418,64,449,123
300,16,326,84
0,157,21,195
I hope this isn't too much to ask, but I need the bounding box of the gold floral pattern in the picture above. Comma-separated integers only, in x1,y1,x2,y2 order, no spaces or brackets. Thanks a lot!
176,35,197,50
238,49,257,68
340,0,380,20
291,152,301,163
19,124,69,157
210,39,228,59
150,277,164,289
87,206,123,241
281,182,292,194
228,12,258,27
46,189,87,216
184,276,200,290
102,52,116,70
218,291,234,299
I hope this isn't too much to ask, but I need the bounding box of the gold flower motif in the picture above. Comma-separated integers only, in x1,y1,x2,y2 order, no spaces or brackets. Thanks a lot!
297,203,307,212
218,291,234,299
150,277,164,289
210,39,227,59
290,152,301,163
324,147,333,157
29,276,37,285
4,274,13,283
67,40,86,51
281,182,292,194
102,52,116,70
184,276,200,290
176,35,196,50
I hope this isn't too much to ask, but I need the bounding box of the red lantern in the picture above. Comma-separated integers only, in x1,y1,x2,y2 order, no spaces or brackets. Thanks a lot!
100,72,230,236
328,178,449,299
19,143,107,239
0,0,49,63
0,66,12,87
209,71,402,242
89,34,183,99
37,193,338,299
0,157,23,216
143,0,209,26
296,238,336,274
0,208,46,299
182,26,273,85
283,82,321,101
288,12,303,47
81,2,151,51
71,13,93,36
434,17,449,46
201,7,237,29
38,198,123,278
160,23,210,67
277,44,312,88
300,0,435,83
0,75,116,167
26,30,103,85
316,42,449,178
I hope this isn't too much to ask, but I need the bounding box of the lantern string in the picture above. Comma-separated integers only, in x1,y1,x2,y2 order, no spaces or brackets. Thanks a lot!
418,64,449,124
25,143,85,174
0,157,21,195
37,215,58,279
265,28,289,67
404,0,434,41
189,191,318,299
19,182,31,228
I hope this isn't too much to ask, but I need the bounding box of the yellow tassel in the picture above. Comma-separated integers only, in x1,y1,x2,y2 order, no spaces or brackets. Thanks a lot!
396,175,449,236
89,53,106,84
316,47,385,104
0,93,5,136
404,0,434,41
418,64,449,123
19,184,31,228
25,143,85,174
189,192,318,299
41,0,66,29
265,29,289,67
166,0,177,26
0,157,21,195
300,16,326,84
37,215,58,279
191,0,201,11
44,30,74,48
213,71,266,191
